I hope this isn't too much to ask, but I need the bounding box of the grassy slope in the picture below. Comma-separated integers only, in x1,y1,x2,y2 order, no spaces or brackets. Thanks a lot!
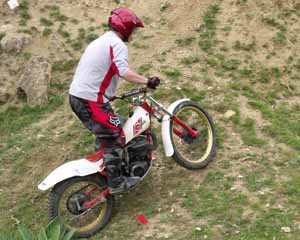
1,0,300,239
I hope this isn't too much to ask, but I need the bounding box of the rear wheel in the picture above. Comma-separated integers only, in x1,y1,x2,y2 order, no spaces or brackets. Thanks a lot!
170,101,216,169
48,174,114,238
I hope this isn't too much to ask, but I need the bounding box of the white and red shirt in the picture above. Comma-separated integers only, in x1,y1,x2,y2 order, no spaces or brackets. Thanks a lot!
69,31,129,103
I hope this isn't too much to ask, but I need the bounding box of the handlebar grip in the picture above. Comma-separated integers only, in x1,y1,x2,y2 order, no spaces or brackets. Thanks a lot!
122,88,147,98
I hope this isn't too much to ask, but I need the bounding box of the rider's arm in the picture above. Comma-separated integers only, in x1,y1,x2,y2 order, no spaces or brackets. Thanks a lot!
121,69,148,85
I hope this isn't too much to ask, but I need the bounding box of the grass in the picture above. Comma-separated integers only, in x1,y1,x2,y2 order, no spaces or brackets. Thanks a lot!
233,40,256,51
161,67,182,81
86,33,99,43
0,33,6,42
160,2,170,12
52,59,77,72
18,0,31,25
197,4,220,52
49,5,68,22
70,40,83,50
57,23,70,39
137,63,152,75
42,28,52,37
69,28,86,50
40,17,53,27
181,56,200,66
2,1,300,240
0,95,64,136
273,31,287,45
175,37,196,47
131,42,149,49
246,98,300,150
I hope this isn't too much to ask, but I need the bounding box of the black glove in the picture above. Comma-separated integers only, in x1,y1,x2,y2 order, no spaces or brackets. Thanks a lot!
147,76,160,89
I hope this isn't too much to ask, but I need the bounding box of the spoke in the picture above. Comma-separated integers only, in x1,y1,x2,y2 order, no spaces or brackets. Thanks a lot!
172,106,212,163
69,198,106,222
58,181,108,230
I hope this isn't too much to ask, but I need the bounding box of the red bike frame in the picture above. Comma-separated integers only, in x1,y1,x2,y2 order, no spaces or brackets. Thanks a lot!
82,94,198,208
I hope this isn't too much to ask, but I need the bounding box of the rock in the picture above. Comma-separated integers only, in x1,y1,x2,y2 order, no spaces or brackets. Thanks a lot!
17,56,52,106
224,110,236,119
37,134,45,139
0,72,16,104
0,32,31,54
0,24,14,33
281,227,291,233
49,33,72,62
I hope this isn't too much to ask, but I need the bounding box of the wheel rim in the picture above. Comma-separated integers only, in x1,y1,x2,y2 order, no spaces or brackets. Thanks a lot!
58,181,108,233
171,106,213,164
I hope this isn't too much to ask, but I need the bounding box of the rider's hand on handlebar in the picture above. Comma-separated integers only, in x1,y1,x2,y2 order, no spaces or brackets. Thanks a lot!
147,76,160,89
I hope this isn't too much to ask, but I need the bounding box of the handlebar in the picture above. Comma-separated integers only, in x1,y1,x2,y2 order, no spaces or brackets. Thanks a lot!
107,87,147,101
121,87,147,98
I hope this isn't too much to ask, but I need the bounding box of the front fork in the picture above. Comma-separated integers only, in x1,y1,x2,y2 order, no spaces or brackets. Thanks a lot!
171,116,198,138
144,97,198,140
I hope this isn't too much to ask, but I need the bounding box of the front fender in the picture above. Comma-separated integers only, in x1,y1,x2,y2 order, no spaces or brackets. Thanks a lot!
38,158,104,191
161,98,190,157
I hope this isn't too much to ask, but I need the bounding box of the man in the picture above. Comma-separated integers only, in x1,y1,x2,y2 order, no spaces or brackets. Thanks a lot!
69,8,160,194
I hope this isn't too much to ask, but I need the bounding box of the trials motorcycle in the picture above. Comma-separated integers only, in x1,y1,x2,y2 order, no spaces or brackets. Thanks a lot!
38,87,216,238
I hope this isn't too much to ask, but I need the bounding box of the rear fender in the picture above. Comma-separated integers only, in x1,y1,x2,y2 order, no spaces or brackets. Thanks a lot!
38,154,104,191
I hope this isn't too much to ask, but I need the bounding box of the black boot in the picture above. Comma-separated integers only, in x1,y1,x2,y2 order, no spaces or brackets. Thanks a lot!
104,147,140,194
95,136,102,152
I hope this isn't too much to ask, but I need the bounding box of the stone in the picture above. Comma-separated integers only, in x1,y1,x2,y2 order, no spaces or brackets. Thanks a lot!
0,72,16,104
0,24,14,33
281,227,291,233
17,56,52,106
0,32,31,54
224,110,236,119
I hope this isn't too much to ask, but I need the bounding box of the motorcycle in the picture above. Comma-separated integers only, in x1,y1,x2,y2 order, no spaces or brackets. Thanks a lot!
38,87,216,238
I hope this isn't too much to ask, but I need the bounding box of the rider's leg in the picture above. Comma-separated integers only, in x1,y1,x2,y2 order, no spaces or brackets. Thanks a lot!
69,95,118,150
104,139,139,194
69,95,138,193
95,136,102,151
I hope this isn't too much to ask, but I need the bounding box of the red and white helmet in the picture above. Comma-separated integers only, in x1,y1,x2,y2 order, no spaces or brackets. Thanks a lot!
108,8,144,41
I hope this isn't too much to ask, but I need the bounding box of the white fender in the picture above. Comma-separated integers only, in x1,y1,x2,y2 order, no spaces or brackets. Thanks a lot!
161,98,190,157
38,158,104,191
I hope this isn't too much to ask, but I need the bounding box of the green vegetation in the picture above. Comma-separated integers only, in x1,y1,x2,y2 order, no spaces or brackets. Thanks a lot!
19,0,31,26
57,23,70,39
101,23,109,31
131,42,149,49
239,118,267,146
0,33,5,41
0,95,64,135
160,2,170,12
42,28,52,36
40,17,53,27
197,4,220,52
181,56,200,65
233,40,256,51
137,63,152,74
175,37,196,47
0,219,74,240
273,30,287,45
49,5,68,22
86,33,99,43
1,1,300,240
70,40,83,50
52,59,78,72
161,67,182,81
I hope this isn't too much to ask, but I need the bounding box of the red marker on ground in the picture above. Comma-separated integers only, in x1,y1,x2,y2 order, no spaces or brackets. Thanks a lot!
137,213,148,225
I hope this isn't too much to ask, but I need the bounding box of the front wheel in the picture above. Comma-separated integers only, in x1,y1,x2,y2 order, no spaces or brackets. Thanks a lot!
170,101,216,169
48,174,114,238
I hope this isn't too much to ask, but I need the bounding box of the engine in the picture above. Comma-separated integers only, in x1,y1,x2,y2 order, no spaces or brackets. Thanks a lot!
126,135,154,178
